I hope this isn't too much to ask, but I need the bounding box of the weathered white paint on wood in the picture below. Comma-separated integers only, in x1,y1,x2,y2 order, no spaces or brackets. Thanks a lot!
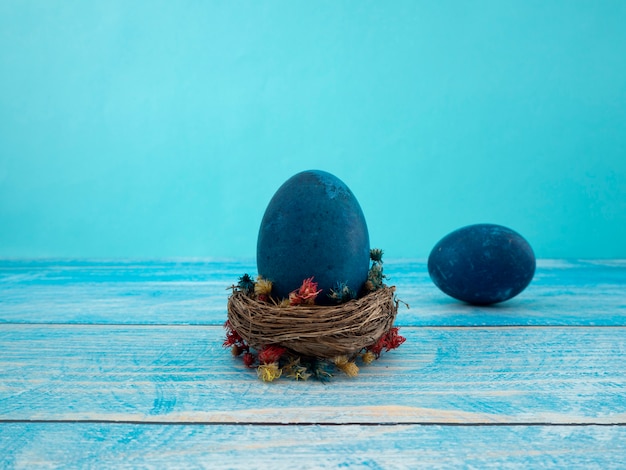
2,423,625,469
1,325,624,424
1,259,624,326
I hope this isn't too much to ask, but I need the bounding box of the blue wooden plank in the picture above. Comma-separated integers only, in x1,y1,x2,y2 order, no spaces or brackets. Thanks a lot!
1,423,625,469
1,259,625,326
1,259,624,467
1,325,624,424
0,259,243,325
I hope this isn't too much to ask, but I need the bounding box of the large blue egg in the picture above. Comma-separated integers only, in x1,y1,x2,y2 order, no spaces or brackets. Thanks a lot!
428,224,536,305
257,170,370,304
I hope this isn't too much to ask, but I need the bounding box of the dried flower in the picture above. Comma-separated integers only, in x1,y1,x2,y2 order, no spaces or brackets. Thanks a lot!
328,281,356,304
302,358,333,382
291,367,312,381
361,351,376,365
368,338,384,357
223,321,249,351
257,362,282,382
367,263,385,291
384,327,406,351
236,273,256,296
289,277,322,306
334,355,359,377
367,327,406,357
243,352,256,368
365,248,387,292
258,345,286,364
255,276,273,302
370,248,384,264
283,357,312,381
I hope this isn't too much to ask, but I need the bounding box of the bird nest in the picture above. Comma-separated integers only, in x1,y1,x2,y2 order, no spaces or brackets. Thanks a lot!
223,249,406,381
227,285,399,358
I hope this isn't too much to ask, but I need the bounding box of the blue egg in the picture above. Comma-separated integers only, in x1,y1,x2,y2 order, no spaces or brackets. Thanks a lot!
257,170,370,304
428,224,536,305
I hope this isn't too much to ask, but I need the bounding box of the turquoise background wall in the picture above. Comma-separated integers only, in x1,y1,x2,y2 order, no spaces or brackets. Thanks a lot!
1,1,625,259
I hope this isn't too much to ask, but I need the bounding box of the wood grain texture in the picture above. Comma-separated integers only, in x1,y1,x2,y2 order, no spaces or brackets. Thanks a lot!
1,423,625,469
1,259,624,326
1,259,625,468
1,325,624,424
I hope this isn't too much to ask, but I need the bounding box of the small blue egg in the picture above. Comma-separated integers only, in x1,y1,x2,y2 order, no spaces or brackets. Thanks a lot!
428,224,535,305
257,170,370,304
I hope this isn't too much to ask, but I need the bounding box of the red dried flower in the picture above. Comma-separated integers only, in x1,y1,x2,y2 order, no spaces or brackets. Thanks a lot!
289,277,323,305
257,345,287,364
367,327,406,357
368,336,386,357
223,320,249,351
243,352,256,368
384,327,406,351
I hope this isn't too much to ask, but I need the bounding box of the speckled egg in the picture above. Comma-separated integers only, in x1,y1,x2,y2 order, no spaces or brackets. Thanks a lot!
257,170,370,304
428,224,536,305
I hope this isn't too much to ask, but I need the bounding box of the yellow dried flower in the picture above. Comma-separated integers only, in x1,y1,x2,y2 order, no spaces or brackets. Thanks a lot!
257,362,282,382
334,355,348,366
361,351,376,365
255,277,273,297
334,355,359,377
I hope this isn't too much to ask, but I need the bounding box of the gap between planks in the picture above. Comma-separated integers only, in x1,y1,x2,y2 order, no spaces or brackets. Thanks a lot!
1,419,625,427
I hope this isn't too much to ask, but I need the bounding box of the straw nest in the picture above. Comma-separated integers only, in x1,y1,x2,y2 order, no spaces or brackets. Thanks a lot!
227,285,399,358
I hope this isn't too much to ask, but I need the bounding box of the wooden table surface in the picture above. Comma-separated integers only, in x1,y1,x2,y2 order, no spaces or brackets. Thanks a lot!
1,259,625,468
